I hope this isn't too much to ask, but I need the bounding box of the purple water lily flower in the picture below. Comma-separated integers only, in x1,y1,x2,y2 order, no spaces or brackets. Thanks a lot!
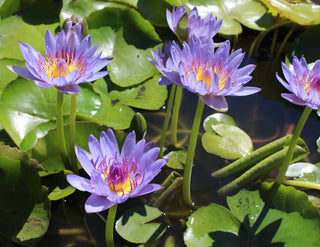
166,5,222,43
148,37,260,111
276,56,320,109
66,129,167,213
8,24,112,94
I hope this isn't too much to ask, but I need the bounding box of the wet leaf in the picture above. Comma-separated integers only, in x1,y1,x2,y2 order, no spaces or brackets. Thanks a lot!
261,0,320,25
202,123,253,159
115,205,166,244
203,113,236,134
187,0,273,35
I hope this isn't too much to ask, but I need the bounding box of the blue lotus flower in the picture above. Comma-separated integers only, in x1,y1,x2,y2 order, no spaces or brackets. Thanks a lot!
8,24,112,94
67,129,167,213
166,5,222,43
148,37,260,111
276,56,320,109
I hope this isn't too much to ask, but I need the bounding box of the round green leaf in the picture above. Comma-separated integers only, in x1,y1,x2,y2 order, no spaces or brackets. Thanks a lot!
0,59,25,95
201,123,253,159
108,75,168,110
165,149,187,170
187,0,273,34
261,0,320,25
0,78,102,149
184,203,241,247
0,15,58,60
86,6,162,87
60,0,110,21
203,113,236,133
0,0,19,19
0,155,49,246
286,162,320,184
115,205,166,244
91,78,135,130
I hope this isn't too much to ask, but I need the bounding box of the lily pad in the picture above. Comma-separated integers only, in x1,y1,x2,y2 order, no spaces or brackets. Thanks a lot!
165,149,187,170
203,113,236,134
261,0,320,25
0,155,50,246
86,5,161,87
0,78,102,149
187,0,273,35
44,170,76,200
286,162,320,183
185,188,320,247
202,123,253,159
0,0,19,19
108,74,168,110
0,15,58,60
115,204,166,244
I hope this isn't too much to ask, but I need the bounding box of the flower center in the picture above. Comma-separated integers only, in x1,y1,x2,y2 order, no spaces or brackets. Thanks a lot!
300,71,320,99
99,153,140,196
42,53,85,81
188,62,228,92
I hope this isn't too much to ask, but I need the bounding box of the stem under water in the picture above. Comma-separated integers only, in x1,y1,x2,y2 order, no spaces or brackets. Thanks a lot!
158,84,177,159
171,86,182,146
275,106,312,183
182,97,205,209
105,204,118,247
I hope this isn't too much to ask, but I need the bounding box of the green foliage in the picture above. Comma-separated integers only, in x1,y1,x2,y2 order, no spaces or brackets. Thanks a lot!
185,188,320,247
115,205,166,244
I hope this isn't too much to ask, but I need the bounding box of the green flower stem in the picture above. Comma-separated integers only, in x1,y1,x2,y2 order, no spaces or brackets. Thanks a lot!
69,94,78,174
183,97,205,208
57,91,71,171
275,106,312,183
159,84,177,159
171,86,182,146
105,204,118,247
277,179,320,191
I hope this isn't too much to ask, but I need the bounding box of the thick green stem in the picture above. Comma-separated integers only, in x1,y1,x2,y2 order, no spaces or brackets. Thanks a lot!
57,91,71,170
275,106,312,182
69,94,78,174
171,86,182,145
182,97,204,208
278,179,320,191
159,84,177,158
105,204,118,247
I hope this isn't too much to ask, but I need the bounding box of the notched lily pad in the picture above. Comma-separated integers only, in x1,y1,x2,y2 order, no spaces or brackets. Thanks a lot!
202,123,253,160
203,113,236,134
115,204,166,244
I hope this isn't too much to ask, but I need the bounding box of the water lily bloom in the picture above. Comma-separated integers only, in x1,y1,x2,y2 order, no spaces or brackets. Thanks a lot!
276,56,320,109
148,37,260,111
66,129,167,213
8,24,112,94
166,5,222,43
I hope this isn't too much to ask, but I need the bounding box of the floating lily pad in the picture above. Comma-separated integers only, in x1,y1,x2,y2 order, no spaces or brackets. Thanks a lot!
187,0,273,35
0,0,19,19
286,162,320,184
261,0,320,25
202,123,253,159
115,204,166,244
44,170,76,200
185,188,320,247
0,155,50,246
0,78,102,149
203,113,236,134
86,5,161,87
165,149,187,170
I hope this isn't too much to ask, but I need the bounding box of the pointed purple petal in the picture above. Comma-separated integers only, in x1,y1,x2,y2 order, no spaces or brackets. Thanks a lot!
85,194,115,213
66,174,92,192
200,95,228,112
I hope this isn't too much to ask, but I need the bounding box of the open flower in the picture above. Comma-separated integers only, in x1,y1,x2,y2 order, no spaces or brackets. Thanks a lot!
276,56,320,109
166,5,222,43
8,24,112,94
148,37,260,111
66,129,167,213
